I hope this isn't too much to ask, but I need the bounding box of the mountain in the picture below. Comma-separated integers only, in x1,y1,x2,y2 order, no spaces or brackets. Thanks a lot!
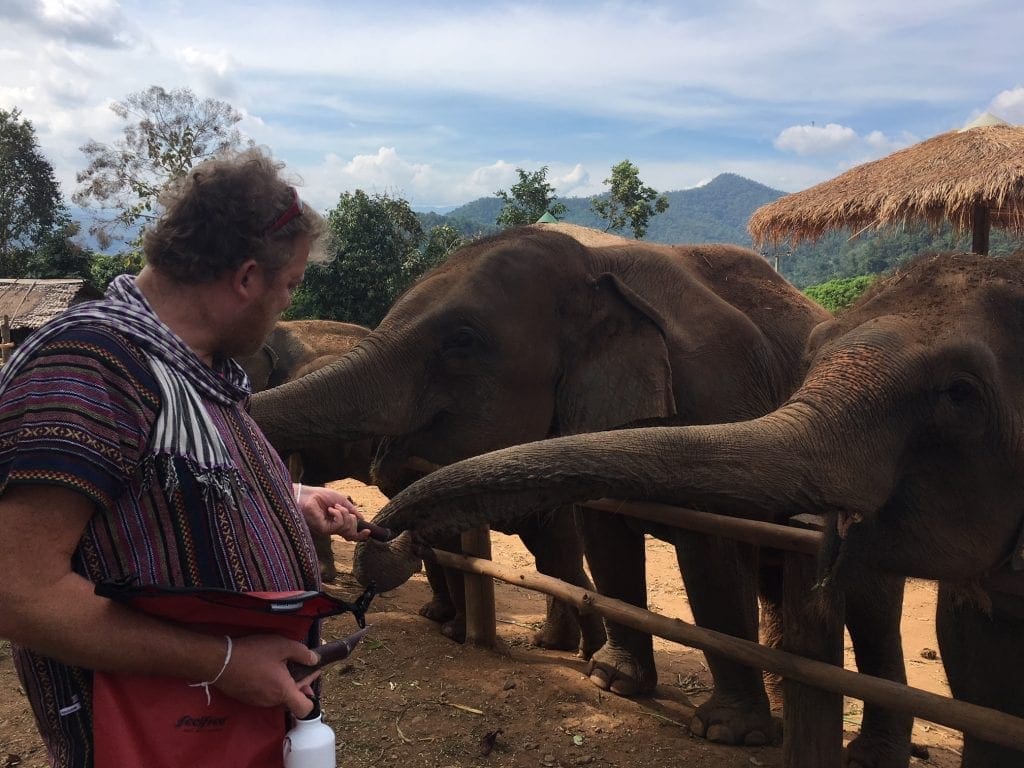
431,173,784,248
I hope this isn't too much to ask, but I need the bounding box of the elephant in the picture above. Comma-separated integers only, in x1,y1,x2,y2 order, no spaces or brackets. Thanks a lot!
238,319,376,581
239,319,370,391
353,250,1024,768
249,223,834,746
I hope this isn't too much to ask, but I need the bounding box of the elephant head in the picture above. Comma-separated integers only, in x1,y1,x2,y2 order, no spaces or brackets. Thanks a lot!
354,251,1024,768
238,319,369,391
250,225,822,497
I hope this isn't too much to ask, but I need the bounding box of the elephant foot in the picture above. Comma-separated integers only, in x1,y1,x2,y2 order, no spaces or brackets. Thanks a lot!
532,621,579,652
843,732,911,768
530,596,605,658
440,614,466,644
585,641,656,696
577,613,607,660
418,597,457,624
689,693,778,747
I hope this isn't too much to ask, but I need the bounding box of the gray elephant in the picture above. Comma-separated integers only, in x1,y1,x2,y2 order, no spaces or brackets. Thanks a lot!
249,223,836,747
354,251,1024,768
238,319,375,581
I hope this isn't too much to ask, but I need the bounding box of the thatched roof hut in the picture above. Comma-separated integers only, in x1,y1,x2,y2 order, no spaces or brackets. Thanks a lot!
0,278,101,346
748,120,1024,255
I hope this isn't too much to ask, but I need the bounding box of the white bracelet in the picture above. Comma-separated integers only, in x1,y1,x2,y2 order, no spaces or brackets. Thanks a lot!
189,635,233,706
294,483,303,503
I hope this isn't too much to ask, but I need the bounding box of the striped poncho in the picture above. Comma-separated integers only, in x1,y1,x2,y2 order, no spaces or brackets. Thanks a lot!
0,275,319,768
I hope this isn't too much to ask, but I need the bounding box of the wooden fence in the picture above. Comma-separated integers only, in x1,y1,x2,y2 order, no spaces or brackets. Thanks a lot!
429,500,1024,767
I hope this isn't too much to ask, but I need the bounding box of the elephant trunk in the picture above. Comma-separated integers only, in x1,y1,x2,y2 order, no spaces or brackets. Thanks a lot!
352,405,898,591
249,340,410,451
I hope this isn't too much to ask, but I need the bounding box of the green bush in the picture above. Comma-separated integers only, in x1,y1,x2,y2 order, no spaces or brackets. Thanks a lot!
803,275,875,312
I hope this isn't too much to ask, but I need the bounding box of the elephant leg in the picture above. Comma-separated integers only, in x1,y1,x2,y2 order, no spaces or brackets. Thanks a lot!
677,532,776,747
579,511,655,696
439,559,467,642
936,583,1024,768
843,572,912,768
419,534,460,626
757,555,784,711
517,505,606,658
312,532,338,583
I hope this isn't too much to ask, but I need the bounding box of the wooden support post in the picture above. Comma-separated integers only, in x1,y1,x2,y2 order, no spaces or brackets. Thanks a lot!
460,526,496,647
782,515,844,767
971,202,991,255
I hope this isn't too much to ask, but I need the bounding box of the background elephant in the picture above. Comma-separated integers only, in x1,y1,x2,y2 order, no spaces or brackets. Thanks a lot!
355,251,1024,768
239,319,369,391
238,319,376,581
250,223,829,747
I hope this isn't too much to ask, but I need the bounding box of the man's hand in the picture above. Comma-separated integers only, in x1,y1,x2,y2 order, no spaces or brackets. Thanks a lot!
295,485,371,541
213,634,321,718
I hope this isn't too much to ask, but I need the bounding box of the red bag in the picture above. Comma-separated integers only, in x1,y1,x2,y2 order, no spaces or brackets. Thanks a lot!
91,583,372,768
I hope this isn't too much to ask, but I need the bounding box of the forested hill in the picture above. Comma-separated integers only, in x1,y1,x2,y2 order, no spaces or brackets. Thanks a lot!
420,172,1023,288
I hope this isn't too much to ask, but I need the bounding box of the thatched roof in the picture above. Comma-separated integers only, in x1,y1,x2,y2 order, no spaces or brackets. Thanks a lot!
748,124,1024,247
0,279,101,333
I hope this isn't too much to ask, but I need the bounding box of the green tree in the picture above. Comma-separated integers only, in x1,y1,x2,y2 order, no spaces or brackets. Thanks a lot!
495,166,567,228
590,160,669,239
405,223,462,282
74,85,250,251
289,191,425,327
0,108,68,274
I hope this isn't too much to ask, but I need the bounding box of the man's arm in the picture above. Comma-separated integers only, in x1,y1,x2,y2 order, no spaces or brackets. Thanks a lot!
0,484,319,715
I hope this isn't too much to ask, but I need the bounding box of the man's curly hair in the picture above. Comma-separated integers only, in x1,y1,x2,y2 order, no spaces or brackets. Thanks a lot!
143,147,325,284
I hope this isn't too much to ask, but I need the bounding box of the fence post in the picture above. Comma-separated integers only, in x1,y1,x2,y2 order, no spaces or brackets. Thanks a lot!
783,514,845,767
461,526,497,647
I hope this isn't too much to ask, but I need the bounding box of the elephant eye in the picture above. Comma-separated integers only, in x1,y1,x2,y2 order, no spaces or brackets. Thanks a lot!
442,326,484,355
943,377,977,406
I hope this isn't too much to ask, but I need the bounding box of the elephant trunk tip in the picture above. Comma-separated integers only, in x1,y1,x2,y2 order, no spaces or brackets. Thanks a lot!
352,530,422,592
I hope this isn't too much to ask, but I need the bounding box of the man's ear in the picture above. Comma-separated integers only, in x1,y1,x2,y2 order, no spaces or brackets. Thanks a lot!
232,259,261,297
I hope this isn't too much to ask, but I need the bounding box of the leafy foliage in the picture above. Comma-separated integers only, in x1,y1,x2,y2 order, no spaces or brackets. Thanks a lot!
0,108,73,275
74,85,250,252
495,166,567,228
803,275,875,312
289,191,461,327
590,160,669,238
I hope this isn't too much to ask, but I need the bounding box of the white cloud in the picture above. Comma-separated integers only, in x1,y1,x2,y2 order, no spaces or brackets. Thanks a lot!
774,123,859,156
176,47,238,99
28,0,138,48
177,47,233,78
552,164,591,197
774,122,919,172
989,86,1024,123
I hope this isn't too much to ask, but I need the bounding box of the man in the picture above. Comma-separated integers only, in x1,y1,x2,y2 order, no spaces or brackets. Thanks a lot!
0,148,369,767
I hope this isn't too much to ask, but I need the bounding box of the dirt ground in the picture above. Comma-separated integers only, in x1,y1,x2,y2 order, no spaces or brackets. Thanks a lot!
0,479,963,767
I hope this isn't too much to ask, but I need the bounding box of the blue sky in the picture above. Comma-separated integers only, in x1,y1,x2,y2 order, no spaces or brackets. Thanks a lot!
2,0,1023,212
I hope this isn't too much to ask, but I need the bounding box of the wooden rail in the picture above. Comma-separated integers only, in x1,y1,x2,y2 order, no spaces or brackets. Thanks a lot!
436,500,1024,765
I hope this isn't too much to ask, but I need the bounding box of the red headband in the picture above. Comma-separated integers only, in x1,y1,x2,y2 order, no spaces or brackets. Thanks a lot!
265,186,302,235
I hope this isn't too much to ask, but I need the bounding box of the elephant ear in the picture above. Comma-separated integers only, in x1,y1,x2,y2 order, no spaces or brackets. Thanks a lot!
555,272,676,435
